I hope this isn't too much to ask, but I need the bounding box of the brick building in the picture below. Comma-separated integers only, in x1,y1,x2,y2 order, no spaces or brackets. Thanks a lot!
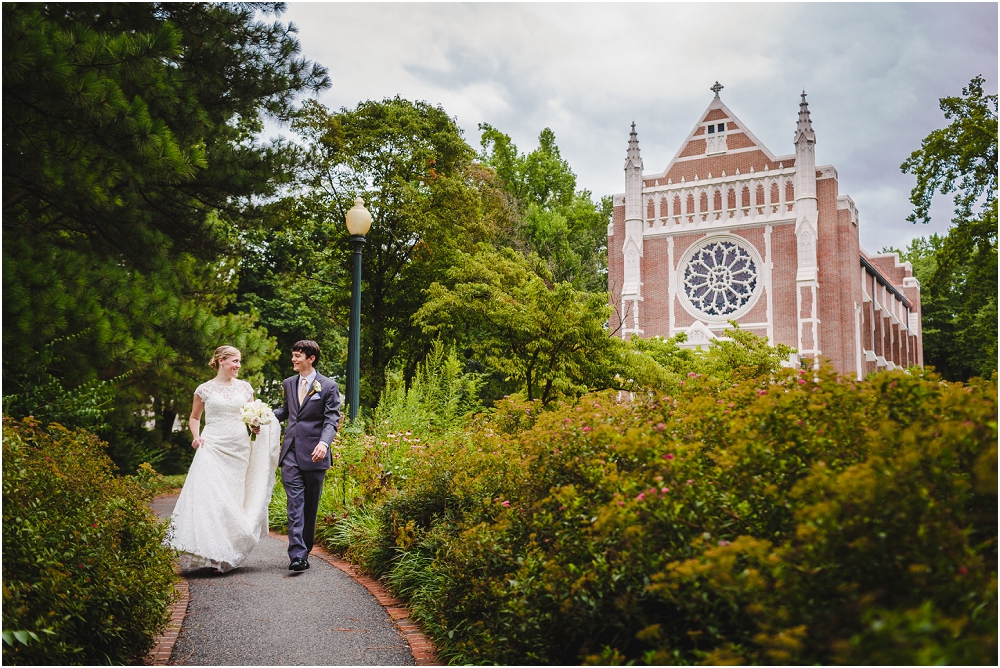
608,83,922,378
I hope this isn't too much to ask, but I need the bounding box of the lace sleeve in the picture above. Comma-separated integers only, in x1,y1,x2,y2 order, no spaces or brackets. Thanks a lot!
194,382,210,402
242,380,254,404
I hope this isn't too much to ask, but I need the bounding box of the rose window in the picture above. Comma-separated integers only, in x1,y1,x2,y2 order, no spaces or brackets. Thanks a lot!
681,239,759,317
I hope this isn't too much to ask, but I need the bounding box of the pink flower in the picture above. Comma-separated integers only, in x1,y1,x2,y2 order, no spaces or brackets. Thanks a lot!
757,389,767,396
798,379,806,384
582,425,592,433
718,540,730,546
649,487,658,495
618,500,625,507
655,422,666,431
663,453,674,460
688,372,697,378
723,410,729,415
501,500,511,507
661,487,670,493
92,523,98,528
636,493,645,501
686,479,693,485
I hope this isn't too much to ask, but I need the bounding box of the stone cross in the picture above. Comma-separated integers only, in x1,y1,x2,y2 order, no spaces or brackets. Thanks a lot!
710,81,724,96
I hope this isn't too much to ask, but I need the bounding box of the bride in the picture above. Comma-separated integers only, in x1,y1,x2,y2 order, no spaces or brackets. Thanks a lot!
169,345,280,572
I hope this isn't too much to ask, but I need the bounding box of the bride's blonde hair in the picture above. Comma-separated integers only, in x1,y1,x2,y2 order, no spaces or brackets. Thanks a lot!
209,345,241,370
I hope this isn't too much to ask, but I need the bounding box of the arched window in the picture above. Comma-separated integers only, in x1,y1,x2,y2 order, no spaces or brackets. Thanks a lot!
727,187,736,209
673,195,682,216
741,186,750,208
785,180,794,201
755,184,765,206
647,198,656,219
660,196,668,219
686,193,695,214
699,191,709,212
713,189,722,211
770,182,779,204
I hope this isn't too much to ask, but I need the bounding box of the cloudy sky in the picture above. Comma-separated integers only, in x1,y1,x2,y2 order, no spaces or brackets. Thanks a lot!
276,2,997,253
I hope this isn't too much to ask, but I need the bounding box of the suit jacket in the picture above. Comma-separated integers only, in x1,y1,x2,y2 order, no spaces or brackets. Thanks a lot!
272,372,341,471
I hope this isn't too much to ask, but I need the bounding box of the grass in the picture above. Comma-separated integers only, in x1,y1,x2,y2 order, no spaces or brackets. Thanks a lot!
159,473,186,492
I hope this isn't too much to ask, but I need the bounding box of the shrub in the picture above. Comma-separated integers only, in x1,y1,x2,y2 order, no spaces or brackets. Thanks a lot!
2,418,177,665
347,368,997,664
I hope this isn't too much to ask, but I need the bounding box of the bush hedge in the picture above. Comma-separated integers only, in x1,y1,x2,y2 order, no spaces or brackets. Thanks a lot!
2,418,177,665
321,367,997,664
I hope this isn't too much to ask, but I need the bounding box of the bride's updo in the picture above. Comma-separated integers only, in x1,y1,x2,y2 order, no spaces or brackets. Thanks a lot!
209,345,241,370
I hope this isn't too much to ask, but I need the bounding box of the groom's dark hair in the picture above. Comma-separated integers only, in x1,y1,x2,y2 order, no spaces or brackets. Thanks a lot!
292,340,321,365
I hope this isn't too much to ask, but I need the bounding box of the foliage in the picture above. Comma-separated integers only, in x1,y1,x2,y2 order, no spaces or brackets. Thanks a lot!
2,418,178,665
373,341,483,437
319,366,996,665
415,245,619,404
698,322,797,383
2,334,123,432
238,97,511,409
479,124,611,291
3,2,325,459
898,75,998,381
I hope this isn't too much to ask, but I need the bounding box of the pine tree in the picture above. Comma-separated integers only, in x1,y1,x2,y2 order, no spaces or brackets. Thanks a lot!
3,3,329,459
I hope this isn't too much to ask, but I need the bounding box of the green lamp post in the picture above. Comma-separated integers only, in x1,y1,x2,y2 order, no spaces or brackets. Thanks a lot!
345,196,372,421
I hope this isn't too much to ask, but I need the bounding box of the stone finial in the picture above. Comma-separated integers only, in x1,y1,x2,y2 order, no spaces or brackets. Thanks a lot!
794,90,816,145
710,81,724,97
624,121,643,170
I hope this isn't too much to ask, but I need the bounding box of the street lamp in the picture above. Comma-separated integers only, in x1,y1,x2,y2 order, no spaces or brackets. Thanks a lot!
345,196,371,421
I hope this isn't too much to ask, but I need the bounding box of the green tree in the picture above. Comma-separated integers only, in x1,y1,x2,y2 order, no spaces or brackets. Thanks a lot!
3,3,328,465
414,245,619,404
237,98,511,410
900,75,998,381
479,124,611,292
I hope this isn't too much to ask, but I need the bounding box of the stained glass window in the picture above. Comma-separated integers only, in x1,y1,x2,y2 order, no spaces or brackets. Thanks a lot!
682,239,759,317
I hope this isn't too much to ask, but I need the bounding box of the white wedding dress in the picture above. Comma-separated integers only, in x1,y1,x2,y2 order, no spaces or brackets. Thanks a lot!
169,379,281,572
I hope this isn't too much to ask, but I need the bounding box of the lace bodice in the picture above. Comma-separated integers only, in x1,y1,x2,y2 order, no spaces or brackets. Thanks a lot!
195,379,254,426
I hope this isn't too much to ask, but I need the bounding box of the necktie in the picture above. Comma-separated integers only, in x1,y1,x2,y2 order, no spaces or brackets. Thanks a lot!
298,377,308,406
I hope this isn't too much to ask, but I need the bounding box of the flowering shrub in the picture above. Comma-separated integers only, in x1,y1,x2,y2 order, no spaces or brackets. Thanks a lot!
330,368,996,664
2,418,177,665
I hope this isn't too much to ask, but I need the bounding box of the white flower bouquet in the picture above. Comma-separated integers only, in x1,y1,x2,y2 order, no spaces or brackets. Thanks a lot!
240,399,272,441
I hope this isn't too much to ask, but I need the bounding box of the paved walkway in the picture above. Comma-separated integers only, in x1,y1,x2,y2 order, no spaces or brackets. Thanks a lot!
152,495,415,666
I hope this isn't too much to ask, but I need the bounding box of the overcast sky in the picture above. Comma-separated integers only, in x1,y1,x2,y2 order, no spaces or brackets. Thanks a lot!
276,2,997,253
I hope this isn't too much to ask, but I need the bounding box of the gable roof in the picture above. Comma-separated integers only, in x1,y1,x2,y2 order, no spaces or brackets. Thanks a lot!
643,94,794,186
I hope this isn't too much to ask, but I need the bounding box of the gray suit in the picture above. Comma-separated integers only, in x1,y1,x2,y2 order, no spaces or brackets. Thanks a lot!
273,372,341,560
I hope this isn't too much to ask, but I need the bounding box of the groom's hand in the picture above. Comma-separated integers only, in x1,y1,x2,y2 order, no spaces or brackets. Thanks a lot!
310,442,328,462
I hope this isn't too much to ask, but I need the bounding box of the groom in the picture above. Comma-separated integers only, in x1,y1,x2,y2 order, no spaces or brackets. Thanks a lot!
271,340,341,572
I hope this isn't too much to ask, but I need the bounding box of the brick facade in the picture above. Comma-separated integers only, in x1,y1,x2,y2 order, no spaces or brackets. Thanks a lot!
609,87,922,378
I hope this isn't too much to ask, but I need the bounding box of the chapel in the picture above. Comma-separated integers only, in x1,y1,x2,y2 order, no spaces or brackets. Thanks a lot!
607,83,922,379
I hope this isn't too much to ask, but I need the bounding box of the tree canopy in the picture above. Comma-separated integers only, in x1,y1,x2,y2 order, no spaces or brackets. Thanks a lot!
3,2,328,464
898,76,998,381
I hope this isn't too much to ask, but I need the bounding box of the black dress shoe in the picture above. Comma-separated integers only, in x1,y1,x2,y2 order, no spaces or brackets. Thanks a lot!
289,558,307,572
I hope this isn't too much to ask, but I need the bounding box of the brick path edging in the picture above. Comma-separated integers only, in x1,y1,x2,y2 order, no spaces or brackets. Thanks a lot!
147,564,190,665
270,531,442,666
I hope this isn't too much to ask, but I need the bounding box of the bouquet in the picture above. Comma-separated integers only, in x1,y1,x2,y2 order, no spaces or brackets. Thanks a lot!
240,399,273,441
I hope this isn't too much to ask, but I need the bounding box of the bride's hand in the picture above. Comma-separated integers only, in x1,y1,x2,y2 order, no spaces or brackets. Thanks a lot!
192,437,204,449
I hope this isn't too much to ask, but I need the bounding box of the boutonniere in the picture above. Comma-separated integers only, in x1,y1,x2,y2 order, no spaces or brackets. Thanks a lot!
310,380,322,396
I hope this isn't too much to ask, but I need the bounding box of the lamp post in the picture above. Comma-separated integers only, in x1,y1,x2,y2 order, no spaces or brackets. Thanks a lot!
345,196,372,421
